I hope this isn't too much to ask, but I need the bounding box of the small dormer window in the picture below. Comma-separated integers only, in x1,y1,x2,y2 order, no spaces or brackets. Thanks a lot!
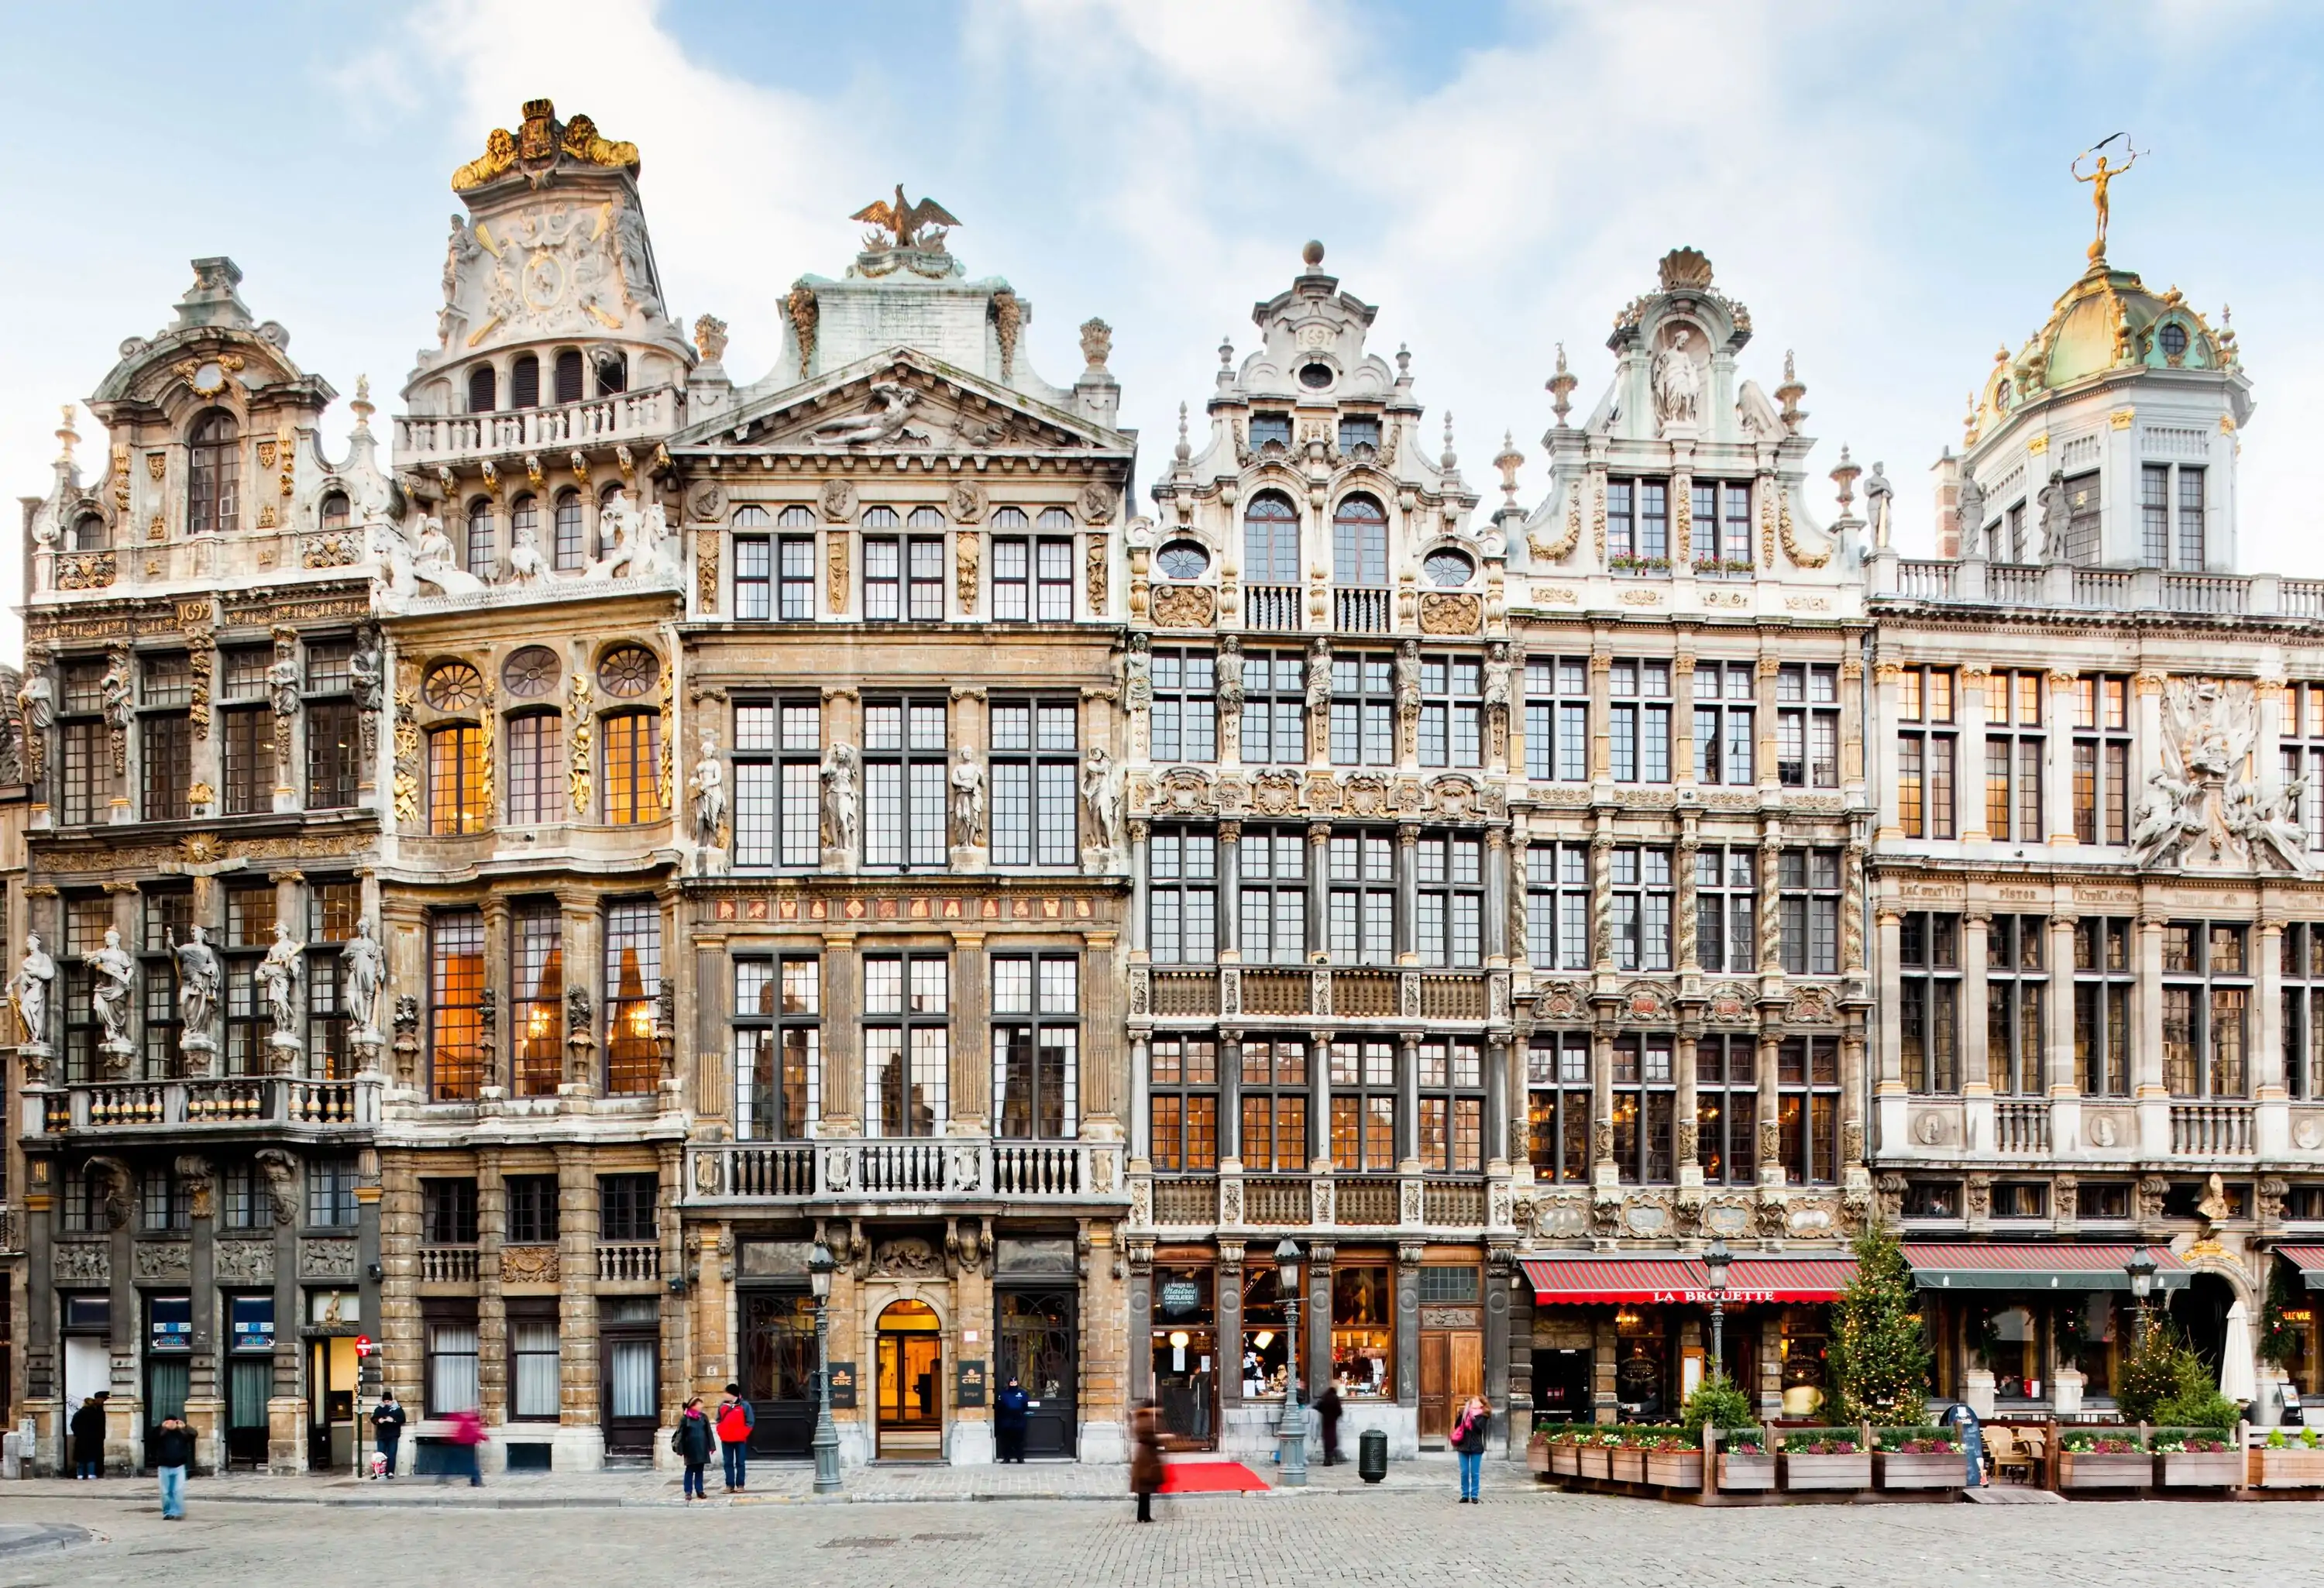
1250,411,1292,450
2158,322,2189,359
320,492,350,531
1338,415,1380,452
70,513,108,552
1298,363,1332,390
1422,548,1474,587
553,349,584,404
1157,541,1209,580
511,354,541,411
467,366,497,414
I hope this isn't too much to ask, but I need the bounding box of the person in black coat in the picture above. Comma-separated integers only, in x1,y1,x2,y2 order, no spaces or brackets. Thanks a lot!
370,1392,407,1479
673,1397,716,1500
1313,1383,1344,1466
69,1397,106,1479
994,1377,1031,1463
152,1415,195,1520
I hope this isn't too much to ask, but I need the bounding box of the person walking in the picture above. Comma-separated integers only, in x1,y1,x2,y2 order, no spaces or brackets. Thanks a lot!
370,1390,406,1479
444,1406,485,1488
152,1414,194,1521
1314,1381,1344,1466
69,1396,105,1479
994,1377,1030,1464
1451,1392,1490,1504
714,1383,754,1493
1129,1399,1164,1523
674,1396,715,1501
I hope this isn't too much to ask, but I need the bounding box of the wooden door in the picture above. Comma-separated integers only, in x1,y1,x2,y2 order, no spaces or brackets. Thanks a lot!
1449,1331,1484,1411
1418,1332,1449,1440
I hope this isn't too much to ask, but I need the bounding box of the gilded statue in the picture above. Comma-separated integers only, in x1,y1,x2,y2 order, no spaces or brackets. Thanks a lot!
2071,137,2139,262
852,187,960,253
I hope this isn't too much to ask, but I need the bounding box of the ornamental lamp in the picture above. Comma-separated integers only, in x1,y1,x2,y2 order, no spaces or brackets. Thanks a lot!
1276,1236,1301,1293
2125,1249,2156,1305
1703,1237,1731,1298
810,1240,834,1301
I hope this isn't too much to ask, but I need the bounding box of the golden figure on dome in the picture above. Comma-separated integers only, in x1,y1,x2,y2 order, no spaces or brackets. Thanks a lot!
2071,135,2140,262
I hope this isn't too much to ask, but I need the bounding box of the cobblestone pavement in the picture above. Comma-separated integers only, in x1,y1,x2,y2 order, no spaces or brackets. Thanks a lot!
4,1466,2316,1588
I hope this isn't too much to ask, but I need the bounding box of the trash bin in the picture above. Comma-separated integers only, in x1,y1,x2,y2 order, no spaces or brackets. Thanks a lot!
1359,1428,1387,1483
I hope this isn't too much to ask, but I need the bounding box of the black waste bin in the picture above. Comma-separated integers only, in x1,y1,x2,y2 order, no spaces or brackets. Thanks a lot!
1359,1427,1387,1483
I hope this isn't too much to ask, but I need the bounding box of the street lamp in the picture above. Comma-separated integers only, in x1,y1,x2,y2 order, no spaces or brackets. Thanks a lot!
1703,1237,1731,1386
810,1240,841,1494
1274,1237,1307,1487
2124,1249,2157,1343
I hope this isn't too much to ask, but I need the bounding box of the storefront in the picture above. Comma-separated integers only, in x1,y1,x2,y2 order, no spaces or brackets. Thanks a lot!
144,1294,193,1463
225,1295,276,1468
1150,1261,1217,1449
2274,1246,2324,1399
1903,1243,2189,1414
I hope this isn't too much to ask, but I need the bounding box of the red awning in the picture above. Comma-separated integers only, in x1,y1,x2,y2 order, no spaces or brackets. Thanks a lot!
2278,1246,2324,1292
1520,1255,1855,1306
1902,1243,2189,1291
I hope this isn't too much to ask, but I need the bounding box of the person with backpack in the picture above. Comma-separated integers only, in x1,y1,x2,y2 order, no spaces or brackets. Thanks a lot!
1451,1393,1490,1503
674,1396,715,1500
715,1383,755,1492
69,1395,105,1479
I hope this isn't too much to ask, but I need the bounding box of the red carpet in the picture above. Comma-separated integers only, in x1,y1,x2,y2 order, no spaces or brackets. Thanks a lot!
1161,1459,1270,1493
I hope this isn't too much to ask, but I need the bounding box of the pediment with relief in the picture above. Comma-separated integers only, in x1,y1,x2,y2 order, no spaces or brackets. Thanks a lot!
674,352,1123,457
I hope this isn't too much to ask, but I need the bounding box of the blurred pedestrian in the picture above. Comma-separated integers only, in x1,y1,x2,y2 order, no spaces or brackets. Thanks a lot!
69,1396,105,1479
442,1406,485,1488
1314,1381,1344,1466
153,1414,194,1520
1129,1399,1164,1523
995,1377,1030,1464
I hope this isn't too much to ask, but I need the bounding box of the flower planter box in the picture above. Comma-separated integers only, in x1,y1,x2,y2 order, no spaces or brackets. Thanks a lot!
1782,1452,1872,1491
1577,1445,1612,1481
1645,1450,1703,1489
1610,1447,1647,1483
1526,1436,1550,1476
1875,1451,1968,1490
2158,1451,2241,1488
2253,1449,2324,1489
1549,1442,1580,1477
1716,1452,1776,1491
2058,1452,2150,1489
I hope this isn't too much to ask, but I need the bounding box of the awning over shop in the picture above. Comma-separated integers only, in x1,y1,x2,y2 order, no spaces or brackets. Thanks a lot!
1520,1254,1857,1306
1900,1243,2190,1293
2277,1246,2324,1291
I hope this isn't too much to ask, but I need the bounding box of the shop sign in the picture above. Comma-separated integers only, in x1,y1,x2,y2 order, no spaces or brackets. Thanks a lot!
231,1296,276,1353
1648,1288,1786,1306
149,1294,193,1353
956,1359,988,1407
826,1362,858,1410
1159,1280,1202,1316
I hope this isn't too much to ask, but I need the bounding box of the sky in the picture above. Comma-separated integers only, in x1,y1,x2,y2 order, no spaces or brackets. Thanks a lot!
6,0,2324,637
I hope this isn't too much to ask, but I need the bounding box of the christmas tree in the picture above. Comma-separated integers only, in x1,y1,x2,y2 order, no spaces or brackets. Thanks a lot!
1827,1222,1931,1425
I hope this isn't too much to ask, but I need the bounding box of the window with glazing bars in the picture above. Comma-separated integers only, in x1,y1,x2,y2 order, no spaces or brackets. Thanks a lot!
1693,479,1753,569
1329,1040,1397,1170
2163,922,2249,1098
421,1178,480,1245
502,712,561,825
60,658,106,825
599,1174,658,1243
1524,657,1588,782
1611,1033,1675,1183
1237,827,1307,964
863,697,946,867
600,710,663,826
1239,649,1307,765
1148,1036,1219,1172
732,699,821,868
1150,648,1215,763
1239,1038,1308,1171
1609,659,1671,783
1980,915,2045,1095
864,509,944,620
990,699,1078,867
429,909,486,1102
2075,917,2134,1097
1418,655,1482,768
1328,830,1394,965
992,507,1074,621
603,900,661,1095
506,1176,559,1245
734,956,818,1139
1329,652,1394,765
1243,491,1300,582
730,505,771,617
306,664,359,813
139,889,191,1077
306,880,358,1078
1332,495,1387,586
1692,662,1754,785
1418,1039,1483,1173
223,884,276,1078
1525,843,1588,971
2061,470,2101,565
553,490,586,571
428,725,487,834
2281,683,2324,851
143,1165,191,1230
140,653,191,821
307,1157,358,1227
1777,849,1841,975
511,903,563,1096
1776,1036,1841,1184
2069,675,2131,844
779,507,818,617
1894,664,1957,839
60,895,109,1082
187,410,239,534
509,494,537,569
1982,670,2044,841
866,953,948,1136
993,954,1078,1139
1606,477,1669,565
1899,911,1961,1092
1693,846,1757,974
1526,1033,1590,1184
1147,827,1215,962
1611,846,1672,972
1776,663,1840,788
1695,1034,1758,1186
1415,833,1483,968
2284,924,2324,1102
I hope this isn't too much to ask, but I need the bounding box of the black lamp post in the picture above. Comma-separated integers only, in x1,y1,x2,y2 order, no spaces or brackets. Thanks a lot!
1703,1237,1731,1385
2125,1249,2157,1344
810,1240,841,1494
1274,1237,1307,1487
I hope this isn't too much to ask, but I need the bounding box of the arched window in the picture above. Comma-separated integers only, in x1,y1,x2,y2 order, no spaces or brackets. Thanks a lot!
1332,494,1387,586
601,710,664,825
596,353,627,396
1243,492,1300,585
553,490,585,572
187,410,239,535
320,492,350,532
466,366,497,414
511,353,541,410
465,498,496,579
553,349,584,404
69,512,108,552
427,724,487,835
504,708,563,825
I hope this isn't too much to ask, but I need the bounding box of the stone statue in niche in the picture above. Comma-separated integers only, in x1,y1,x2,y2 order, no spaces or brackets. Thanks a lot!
821,742,859,854
342,916,387,1040
1651,326,1703,427
167,925,221,1063
689,730,727,862
85,927,136,1067
1082,747,1123,856
258,922,304,1057
949,747,985,847
12,932,54,1053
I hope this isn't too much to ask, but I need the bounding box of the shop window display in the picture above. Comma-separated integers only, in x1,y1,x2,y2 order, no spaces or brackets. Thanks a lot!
1331,1265,1392,1398
1240,1267,1291,1398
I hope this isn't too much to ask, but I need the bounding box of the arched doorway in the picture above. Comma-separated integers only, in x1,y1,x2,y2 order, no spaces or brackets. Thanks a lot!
2175,1271,2238,1377
875,1300,944,1460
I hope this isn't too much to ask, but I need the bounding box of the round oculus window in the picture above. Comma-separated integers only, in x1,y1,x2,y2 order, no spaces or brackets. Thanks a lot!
1298,362,1333,390
597,643,661,698
1157,541,1210,580
1422,548,1475,587
502,645,559,698
423,661,484,711
2159,322,2189,358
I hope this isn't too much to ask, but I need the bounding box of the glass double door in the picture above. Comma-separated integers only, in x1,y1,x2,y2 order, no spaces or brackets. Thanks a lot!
996,1288,1077,1459
741,1290,817,1458
875,1301,944,1460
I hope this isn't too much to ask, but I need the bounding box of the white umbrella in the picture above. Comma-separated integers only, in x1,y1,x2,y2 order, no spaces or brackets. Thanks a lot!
2220,1298,2257,1405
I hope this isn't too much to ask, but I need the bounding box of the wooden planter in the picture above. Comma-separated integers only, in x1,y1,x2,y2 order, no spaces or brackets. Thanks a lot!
1577,1445,1612,1481
1526,1435,1550,1476
1875,1451,1968,1490
2253,1448,2324,1489
1645,1449,1704,1489
1610,1447,1648,1483
1549,1442,1580,1477
1781,1452,1872,1491
2158,1450,2241,1488
1716,1452,1776,1490
2058,1451,2150,1489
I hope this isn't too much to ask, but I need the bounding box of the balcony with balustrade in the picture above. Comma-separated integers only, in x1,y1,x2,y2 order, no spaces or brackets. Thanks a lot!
395,385,686,469
1135,965,1495,1026
1136,1169,1494,1235
681,1136,1128,1211
29,1076,381,1140
1875,552,2324,621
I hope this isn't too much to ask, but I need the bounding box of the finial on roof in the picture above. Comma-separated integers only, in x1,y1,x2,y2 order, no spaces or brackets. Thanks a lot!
1829,445,1861,517
55,404,78,466
350,376,375,435
1775,349,1807,435
1440,412,1457,472
1546,342,1576,425
1395,343,1411,378
1174,402,1190,463
1493,431,1524,509
1301,239,1325,270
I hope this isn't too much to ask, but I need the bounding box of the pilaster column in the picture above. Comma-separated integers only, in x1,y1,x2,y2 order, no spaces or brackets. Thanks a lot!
1216,1241,1244,1410
2047,915,2081,1098
1081,929,1121,1132
1588,651,1611,784
1755,1029,1783,1187
1217,822,1243,961
1590,1021,1616,1188
1217,1030,1243,1165
1485,1034,1511,1176
476,1147,507,1423
1872,664,1904,838
1671,651,1697,785
821,932,861,1135
1960,909,1992,1094
1484,827,1510,965
951,930,988,1133
480,895,511,1095
2045,672,2078,845
1397,1032,1421,1170
1128,820,1150,957
2136,909,2171,1158
1675,1024,1701,1187
1305,823,1331,966
2257,918,2288,1098
1394,823,1419,966
1958,667,1992,842
1675,823,1700,973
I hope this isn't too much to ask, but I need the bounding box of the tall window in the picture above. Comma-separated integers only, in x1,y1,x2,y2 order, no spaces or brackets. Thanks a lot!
990,699,1078,867
61,895,109,1082
992,507,1073,621
1776,1036,1841,1184
734,955,818,1139
1694,846,1758,973
1327,830,1394,966
1611,846,1673,972
2177,466,2207,570
862,697,946,867
507,494,537,572
2163,923,2249,1098
734,504,815,620
1695,1035,1758,1186
1237,827,1307,964
1985,915,2046,1096
1899,911,1961,1093
511,903,563,1097
307,1157,358,1227
2285,926,2324,1102
221,645,271,818
421,1178,480,1246
467,366,497,414
1776,663,1840,788
1777,849,1841,975
601,710,663,827
509,1311,560,1421
511,353,541,410
504,712,562,825
2075,917,2134,1098
1606,477,1669,566
603,900,662,1095
1693,479,1752,569
2060,470,2101,565
1243,492,1301,585
139,653,192,822
2071,675,2131,845
139,889,191,1077
223,884,277,1078
2141,462,2206,569
143,1165,191,1230
306,881,358,1078
731,505,771,617
1692,662,1754,785
1418,655,1483,768
1150,648,1215,764
465,499,496,579
2281,683,2324,851
1332,494,1387,586
1148,827,1216,963
305,640,358,811
1328,1040,1396,1170
864,507,943,620
1148,1036,1219,1172
552,490,585,572
187,411,239,535
1524,656,1588,782
1526,1033,1590,1184
1415,833,1483,968
866,953,948,1136
59,661,106,826
731,699,820,868
1239,1039,1308,1171
552,349,584,404
428,725,486,834
1610,1033,1675,1184
1608,659,1672,784
1329,652,1394,766
1239,649,1306,765
993,954,1078,1139
1896,664,1957,840
425,1318,480,1417
1983,670,2044,842
429,909,486,1102
1418,1039,1484,1173
1525,843,1589,971
599,1174,658,1243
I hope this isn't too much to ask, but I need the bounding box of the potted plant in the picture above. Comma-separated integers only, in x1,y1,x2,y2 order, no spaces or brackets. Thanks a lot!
1609,1428,1648,1485
1576,1428,1615,1482
1642,1429,1703,1490
1874,1427,1968,1490
2254,1426,2324,1489
1549,1427,1581,1479
2058,1430,2149,1489
1716,1430,1775,1490
1780,1432,1872,1491
1685,1376,1770,1492
2154,1430,2240,1488
1527,1421,1552,1476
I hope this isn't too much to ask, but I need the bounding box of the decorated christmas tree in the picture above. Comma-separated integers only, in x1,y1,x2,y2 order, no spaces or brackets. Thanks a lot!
1827,1222,1931,1425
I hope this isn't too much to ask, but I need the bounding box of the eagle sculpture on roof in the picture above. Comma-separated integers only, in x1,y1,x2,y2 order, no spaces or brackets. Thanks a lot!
853,187,960,253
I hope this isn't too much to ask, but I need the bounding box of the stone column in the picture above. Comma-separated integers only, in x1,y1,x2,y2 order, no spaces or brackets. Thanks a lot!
1127,1035,1150,1170
480,895,511,1097
1960,909,1992,1154
1671,651,1697,785
693,933,728,1126
476,1147,507,1425
1080,1218,1129,1462
2259,916,2291,1157
1305,823,1331,966
1217,822,1243,960
559,1148,601,1444
950,930,988,1134
2048,914,2083,1153
1501,1248,1533,1458
2045,672,2078,844
1396,1033,1421,1170
1305,1243,1333,1403
1081,930,1121,1134
1588,651,1612,783
557,889,600,1098
1485,1036,1509,1177
1755,655,1781,795
185,1162,221,1473
1394,1241,1422,1420
1676,1023,1702,1189
1484,828,1511,965
1483,1244,1514,1454
1128,821,1150,957
1311,1027,1335,1175
1218,1030,1244,1165
267,1169,298,1472
2136,910,2171,1157
822,932,861,1135
1394,823,1419,966
1215,1240,1243,1413
1126,1243,1154,1404
1590,1019,1617,1188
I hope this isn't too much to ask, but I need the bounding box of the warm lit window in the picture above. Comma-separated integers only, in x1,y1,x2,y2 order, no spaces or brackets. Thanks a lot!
734,955,818,1139
1148,1036,1219,1173
600,711,664,825
429,909,486,1102
1238,1039,1307,1172
602,900,662,1095
511,903,563,1097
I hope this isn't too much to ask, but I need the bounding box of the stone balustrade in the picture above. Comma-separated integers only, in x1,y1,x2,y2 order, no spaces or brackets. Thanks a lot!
682,1138,1127,1207
38,1077,379,1135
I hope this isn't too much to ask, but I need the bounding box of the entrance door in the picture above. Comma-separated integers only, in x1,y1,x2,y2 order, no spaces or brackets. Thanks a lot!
1418,1330,1481,1442
227,1356,271,1468
603,1333,660,1454
742,1290,816,1458
1151,1325,1215,1449
1530,1347,1592,1423
998,1289,1077,1459
146,1356,190,1470
875,1300,943,1460
306,1337,356,1471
